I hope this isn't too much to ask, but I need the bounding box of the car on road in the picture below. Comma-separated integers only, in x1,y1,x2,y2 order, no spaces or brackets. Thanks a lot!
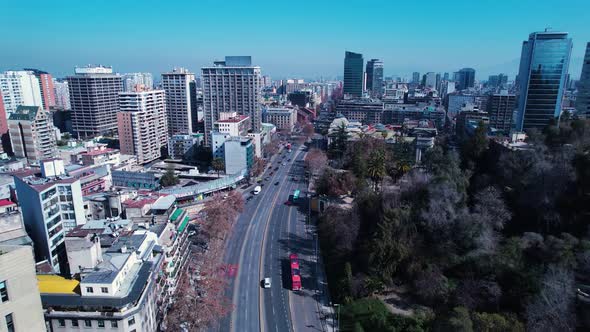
274,167,279,171
287,159,291,162
274,181,279,186
263,277,272,288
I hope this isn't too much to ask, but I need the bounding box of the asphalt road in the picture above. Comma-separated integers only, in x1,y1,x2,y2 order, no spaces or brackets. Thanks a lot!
213,144,325,332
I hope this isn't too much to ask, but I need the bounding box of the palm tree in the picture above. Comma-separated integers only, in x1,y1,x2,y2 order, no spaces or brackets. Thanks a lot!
367,150,386,191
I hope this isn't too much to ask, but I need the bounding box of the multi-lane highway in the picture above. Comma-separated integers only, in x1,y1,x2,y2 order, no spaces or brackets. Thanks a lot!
214,144,328,332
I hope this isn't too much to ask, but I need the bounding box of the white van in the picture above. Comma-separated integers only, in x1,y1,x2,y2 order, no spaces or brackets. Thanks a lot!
263,277,271,288
253,186,261,195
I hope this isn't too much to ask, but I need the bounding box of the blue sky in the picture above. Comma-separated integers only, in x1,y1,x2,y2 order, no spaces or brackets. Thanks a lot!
2,0,589,80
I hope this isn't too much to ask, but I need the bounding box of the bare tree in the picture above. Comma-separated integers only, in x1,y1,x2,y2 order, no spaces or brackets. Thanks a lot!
525,265,576,332
250,157,266,178
304,148,328,174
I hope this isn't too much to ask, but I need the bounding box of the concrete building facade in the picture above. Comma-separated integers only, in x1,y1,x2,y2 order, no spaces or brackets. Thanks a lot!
0,245,46,332
487,92,517,134
224,137,254,175
0,70,43,115
162,68,195,136
8,105,57,163
13,160,86,273
202,56,262,145
262,107,297,131
117,89,168,164
67,66,123,137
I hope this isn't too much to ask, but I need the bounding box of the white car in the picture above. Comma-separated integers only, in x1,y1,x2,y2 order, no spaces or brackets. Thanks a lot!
263,277,271,288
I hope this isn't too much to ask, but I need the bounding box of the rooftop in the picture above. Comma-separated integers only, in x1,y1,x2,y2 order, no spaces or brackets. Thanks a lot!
37,275,80,294
215,114,250,123
8,105,41,121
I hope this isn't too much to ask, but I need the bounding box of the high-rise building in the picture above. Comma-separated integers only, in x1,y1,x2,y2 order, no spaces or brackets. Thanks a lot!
53,80,71,110
24,68,56,110
343,51,363,97
13,159,86,273
487,92,517,134
488,74,509,88
443,72,450,81
122,72,153,92
457,68,476,90
366,59,384,97
68,66,123,137
412,72,421,84
8,106,57,163
189,81,203,133
201,56,262,145
576,42,590,116
117,89,168,164
424,72,437,88
0,90,7,154
161,68,195,136
0,71,43,114
516,31,572,131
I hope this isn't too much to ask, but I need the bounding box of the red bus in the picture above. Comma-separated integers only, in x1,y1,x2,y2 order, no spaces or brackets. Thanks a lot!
290,253,302,291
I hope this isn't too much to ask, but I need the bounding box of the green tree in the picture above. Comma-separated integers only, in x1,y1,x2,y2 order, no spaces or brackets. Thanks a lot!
447,307,473,332
461,120,488,169
160,165,179,187
368,206,413,283
328,122,348,159
211,158,225,177
472,312,524,332
353,322,365,332
367,149,386,190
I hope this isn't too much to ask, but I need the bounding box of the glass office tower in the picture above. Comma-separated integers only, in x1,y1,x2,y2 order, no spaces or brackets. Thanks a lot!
516,31,572,131
343,51,364,98
576,43,590,117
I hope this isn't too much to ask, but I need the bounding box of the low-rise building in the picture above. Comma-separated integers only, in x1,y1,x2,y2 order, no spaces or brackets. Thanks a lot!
75,146,120,166
168,133,204,160
213,112,250,137
112,170,159,190
224,137,254,175
383,104,446,129
262,107,297,131
456,109,490,140
41,229,163,332
0,245,46,332
335,99,384,124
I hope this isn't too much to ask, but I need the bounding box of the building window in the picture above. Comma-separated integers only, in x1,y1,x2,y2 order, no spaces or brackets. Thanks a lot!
101,287,108,293
84,319,92,327
128,317,135,326
5,314,14,332
72,319,79,327
111,321,118,328
86,286,94,293
0,281,8,302
98,320,105,328
58,318,65,327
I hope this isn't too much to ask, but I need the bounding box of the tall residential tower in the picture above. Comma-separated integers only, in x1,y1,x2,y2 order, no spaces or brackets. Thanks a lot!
201,56,262,145
161,68,195,136
117,89,168,164
67,66,123,137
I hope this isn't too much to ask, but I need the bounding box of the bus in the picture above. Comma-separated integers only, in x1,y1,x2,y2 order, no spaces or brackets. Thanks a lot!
290,253,302,291
292,189,300,202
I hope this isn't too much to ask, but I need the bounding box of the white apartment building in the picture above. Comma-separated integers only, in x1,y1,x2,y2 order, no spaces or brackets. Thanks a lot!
13,159,86,273
0,70,43,115
117,89,168,164
162,68,194,136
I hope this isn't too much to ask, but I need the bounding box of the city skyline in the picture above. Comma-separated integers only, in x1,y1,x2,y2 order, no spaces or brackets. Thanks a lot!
2,0,589,80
